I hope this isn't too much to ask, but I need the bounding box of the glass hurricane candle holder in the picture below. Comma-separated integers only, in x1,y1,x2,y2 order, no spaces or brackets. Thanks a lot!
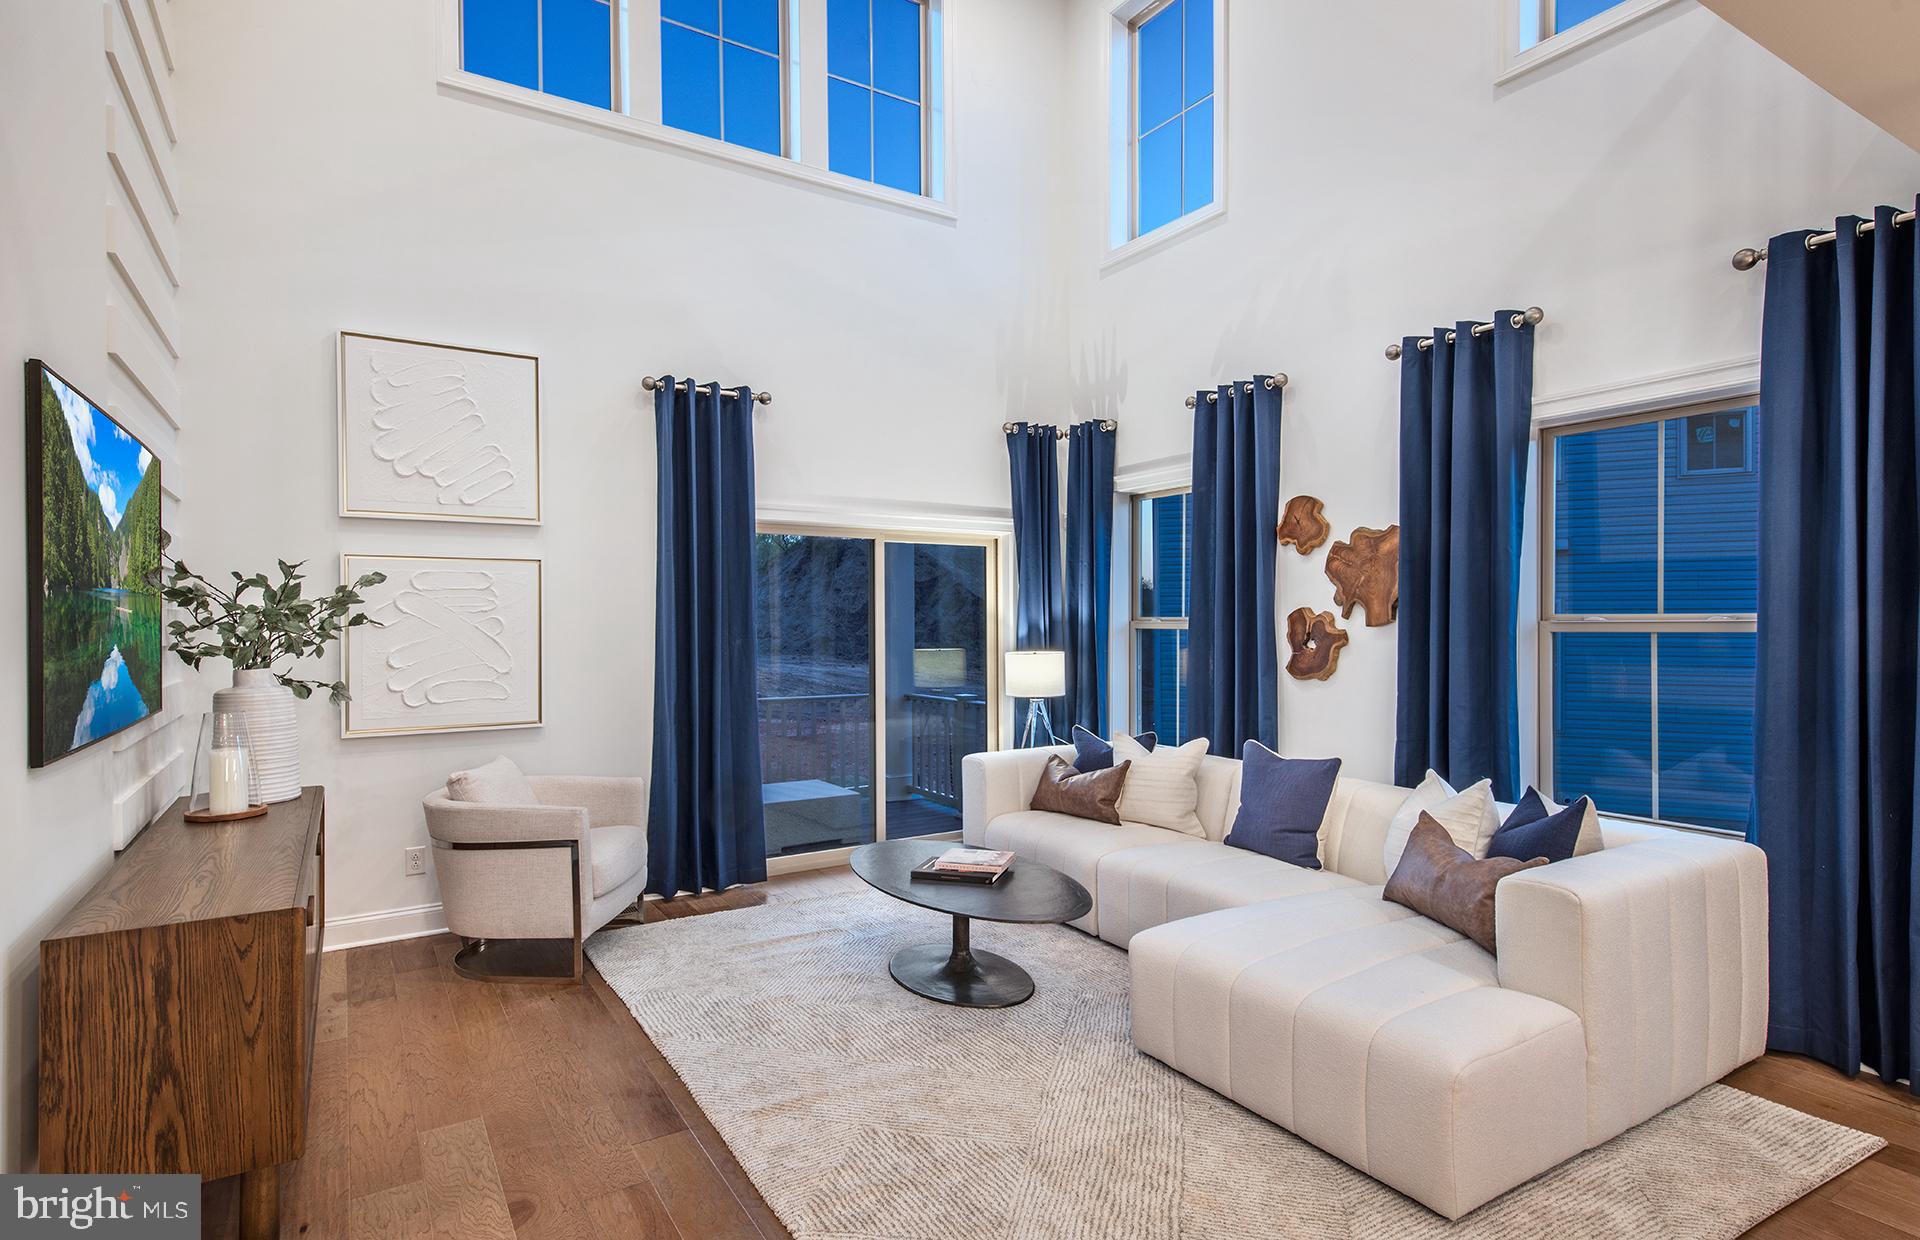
184,709,268,823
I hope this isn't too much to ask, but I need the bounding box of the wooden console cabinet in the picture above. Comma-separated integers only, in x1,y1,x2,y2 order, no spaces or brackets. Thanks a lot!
39,788,326,1240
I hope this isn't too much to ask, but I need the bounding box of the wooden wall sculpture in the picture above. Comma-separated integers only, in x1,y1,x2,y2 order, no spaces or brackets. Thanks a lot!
1286,608,1350,681
1325,525,1400,626
1277,495,1331,555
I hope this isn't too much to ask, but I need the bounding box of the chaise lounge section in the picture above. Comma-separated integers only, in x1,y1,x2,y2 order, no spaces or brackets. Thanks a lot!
961,745,1768,1220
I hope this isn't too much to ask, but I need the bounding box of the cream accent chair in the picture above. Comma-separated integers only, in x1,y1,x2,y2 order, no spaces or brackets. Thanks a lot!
423,773,649,982
962,746,1767,1220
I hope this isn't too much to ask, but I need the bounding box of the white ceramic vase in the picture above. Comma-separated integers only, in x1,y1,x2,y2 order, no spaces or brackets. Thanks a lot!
211,668,301,803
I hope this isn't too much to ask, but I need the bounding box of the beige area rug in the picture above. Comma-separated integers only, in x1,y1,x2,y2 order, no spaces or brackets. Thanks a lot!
587,889,1882,1239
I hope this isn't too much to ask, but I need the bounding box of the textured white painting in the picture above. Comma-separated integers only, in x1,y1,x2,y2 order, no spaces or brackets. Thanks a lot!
338,332,541,523
341,555,543,737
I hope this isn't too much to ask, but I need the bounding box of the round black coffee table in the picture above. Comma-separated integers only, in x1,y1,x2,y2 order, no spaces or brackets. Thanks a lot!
849,838,1092,1009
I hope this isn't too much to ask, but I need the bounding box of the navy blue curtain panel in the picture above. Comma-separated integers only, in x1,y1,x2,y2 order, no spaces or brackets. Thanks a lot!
1753,200,1919,1095
1394,316,1534,801
1007,423,1065,722
1189,378,1283,754
648,379,768,896
1064,421,1117,736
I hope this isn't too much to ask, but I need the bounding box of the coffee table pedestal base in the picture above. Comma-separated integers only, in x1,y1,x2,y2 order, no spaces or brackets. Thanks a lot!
888,913,1034,1008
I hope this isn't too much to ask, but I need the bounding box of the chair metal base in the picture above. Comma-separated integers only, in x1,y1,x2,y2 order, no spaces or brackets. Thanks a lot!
451,936,582,984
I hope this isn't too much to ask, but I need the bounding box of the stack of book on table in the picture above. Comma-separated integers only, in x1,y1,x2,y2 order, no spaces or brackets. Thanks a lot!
910,847,1015,884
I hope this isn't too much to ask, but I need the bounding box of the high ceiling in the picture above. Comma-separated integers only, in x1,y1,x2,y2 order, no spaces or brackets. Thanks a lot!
1700,0,1920,153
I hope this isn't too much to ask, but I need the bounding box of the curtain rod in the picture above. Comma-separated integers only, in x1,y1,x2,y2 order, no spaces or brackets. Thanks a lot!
1183,375,1288,409
1731,210,1917,270
1000,420,1118,436
1384,307,1544,360
642,375,774,405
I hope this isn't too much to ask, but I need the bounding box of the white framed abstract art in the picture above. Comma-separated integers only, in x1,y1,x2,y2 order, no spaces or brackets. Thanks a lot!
338,331,541,524
340,554,543,737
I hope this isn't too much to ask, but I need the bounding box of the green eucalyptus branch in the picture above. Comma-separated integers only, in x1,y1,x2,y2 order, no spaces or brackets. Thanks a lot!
147,530,386,706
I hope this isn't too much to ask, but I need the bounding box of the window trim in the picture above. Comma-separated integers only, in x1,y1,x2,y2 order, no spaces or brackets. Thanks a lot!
1497,0,1685,86
1128,486,1191,742
1102,0,1225,270
438,0,957,220
1535,394,1759,837
755,520,1003,876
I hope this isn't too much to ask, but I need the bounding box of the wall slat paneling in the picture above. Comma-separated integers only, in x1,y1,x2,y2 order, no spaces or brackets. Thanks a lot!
106,299,181,429
106,104,180,284
109,703,188,848
144,0,175,72
114,0,176,143
107,211,182,358
99,0,185,849
106,2,179,214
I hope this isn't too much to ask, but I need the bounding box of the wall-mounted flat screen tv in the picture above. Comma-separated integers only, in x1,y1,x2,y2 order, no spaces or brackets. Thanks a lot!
26,360,164,767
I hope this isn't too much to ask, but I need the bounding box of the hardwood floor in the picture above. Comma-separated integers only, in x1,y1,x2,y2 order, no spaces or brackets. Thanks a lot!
202,865,1918,1239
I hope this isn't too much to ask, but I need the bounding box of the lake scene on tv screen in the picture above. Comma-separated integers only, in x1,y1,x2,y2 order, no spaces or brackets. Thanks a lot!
35,366,163,763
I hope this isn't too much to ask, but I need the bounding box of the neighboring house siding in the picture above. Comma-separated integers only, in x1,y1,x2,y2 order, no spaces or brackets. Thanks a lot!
1552,409,1758,833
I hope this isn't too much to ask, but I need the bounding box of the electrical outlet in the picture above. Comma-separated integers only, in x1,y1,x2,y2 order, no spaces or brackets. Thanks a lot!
404,846,427,877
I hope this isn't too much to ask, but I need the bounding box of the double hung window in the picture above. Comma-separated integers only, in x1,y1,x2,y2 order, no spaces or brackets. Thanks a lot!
1540,400,1761,833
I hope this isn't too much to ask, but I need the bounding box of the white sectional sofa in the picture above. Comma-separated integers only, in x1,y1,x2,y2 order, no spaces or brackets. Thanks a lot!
960,745,1768,1220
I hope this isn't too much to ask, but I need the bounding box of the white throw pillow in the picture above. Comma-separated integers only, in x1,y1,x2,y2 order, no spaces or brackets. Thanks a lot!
447,756,539,805
1381,770,1500,874
1112,734,1210,837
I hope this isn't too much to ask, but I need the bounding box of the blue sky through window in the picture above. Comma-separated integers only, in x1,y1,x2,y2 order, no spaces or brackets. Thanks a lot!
1523,0,1631,48
662,0,783,154
1554,0,1627,34
1134,0,1213,237
462,0,612,110
828,0,924,194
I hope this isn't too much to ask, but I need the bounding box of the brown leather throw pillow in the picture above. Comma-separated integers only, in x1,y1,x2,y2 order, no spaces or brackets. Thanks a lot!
1029,755,1131,825
1383,813,1546,954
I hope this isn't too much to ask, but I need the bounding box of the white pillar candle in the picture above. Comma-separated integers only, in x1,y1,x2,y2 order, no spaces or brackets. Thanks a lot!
208,746,250,815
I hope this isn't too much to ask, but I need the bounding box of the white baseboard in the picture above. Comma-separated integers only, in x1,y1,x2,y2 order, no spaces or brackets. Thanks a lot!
324,901,447,950
322,893,680,951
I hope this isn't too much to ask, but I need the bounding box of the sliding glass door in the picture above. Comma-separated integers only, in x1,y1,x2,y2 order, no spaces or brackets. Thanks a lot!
755,527,999,862
883,542,991,838
756,533,877,857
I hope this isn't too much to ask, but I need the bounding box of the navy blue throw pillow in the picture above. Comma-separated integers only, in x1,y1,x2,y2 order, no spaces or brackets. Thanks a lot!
1502,786,1551,831
1224,741,1340,870
1486,790,1589,864
1072,725,1156,773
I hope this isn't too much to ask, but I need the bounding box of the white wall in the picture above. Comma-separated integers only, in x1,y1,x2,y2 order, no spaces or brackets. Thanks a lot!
1061,0,1920,781
170,0,1072,943
0,0,189,1172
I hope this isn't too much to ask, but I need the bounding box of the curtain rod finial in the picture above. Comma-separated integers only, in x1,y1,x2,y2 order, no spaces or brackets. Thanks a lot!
1519,306,1545,327
642,375,663,392
1385,343,1403,361
1731,247,1765,272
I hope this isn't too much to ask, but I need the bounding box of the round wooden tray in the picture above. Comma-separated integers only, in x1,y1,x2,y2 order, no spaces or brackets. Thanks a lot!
184,803,270,824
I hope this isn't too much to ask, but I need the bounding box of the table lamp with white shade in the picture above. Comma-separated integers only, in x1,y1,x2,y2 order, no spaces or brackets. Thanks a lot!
1005,650,1067,749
